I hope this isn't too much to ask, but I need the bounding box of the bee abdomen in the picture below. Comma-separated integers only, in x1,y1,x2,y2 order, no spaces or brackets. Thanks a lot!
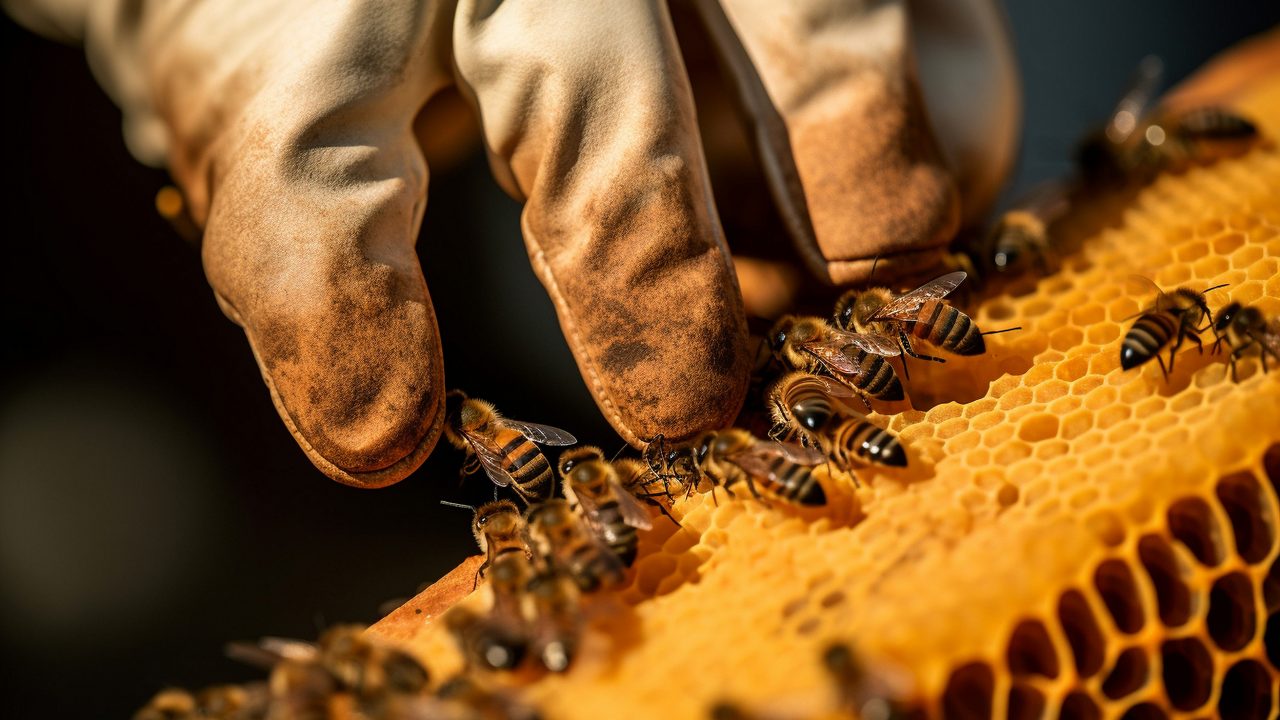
596,502,639,566
1174,107,1258,140
830,419,907,468
916,299,984,356
1121,311,1178,369
568,545,624,592
500,435,552,499
855,351,904,401
765,457,826,506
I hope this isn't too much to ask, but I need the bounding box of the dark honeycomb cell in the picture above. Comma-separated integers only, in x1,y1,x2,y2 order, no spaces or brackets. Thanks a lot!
1006,619,1060,678
1058,590,1105,678
1267,557,1280,613
1218,659,1273,720
1093,559,1145,633
1206,571,1258,651
1119,702,1169,720
1166,497,1226,566
1160,637,1214,711
1266,610,1280,670
1102,647,1149,700
941,662,994,720
1138,535,1195,627
1060,691,1102,720
1216,471,1277,564
1006,684,1046,720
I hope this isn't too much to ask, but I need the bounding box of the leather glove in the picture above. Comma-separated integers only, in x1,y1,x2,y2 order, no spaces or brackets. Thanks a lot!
4,0,1017,487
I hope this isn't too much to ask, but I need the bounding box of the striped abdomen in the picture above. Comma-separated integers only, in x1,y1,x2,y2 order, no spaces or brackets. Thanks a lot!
785,376,838,432
493,428,552,500
1121,311,1178,370
912,299,984,356
1173,107,1258,141
845,348,903,401
824,418,907,469
593,500,638,566
752,457,826,506
566,541,625,592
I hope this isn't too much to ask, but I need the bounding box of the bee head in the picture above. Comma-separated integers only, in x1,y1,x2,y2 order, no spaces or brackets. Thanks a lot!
766,315,796,355
474,500,522,542
832,290,860,330
1214,302,1242,333
557,446,605,479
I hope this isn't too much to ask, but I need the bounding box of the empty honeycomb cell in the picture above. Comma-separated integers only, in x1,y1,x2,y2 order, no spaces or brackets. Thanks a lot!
1206,572,1258,652
1086,510,1127,548
1214,232,1249,255
1133,397,1165,420
1094,560,1145,634
965,449,992,469
1219,659,1273,720
1234,278,1264,303
1086,323,1121,345
1107,296,1140,322
1050,326,1085,352
1034,440,1069,461
1060,410,1094,441
1006,619,1060,678
1047,395,1081,416
1006,684,1046,720
1060,691,1102,720
1175,240,1211,262
936,417,970,440
1102,647,1150,700
1071,488,1100,511
1119,702,1169,720
970,411,1004,432
1247,256,1280,280
1138,535,1196,627
998,387,1034,411
1158,264,1191,287
982,423,1018,448
996,483,1020,508
1160,637,1214,711
994,442,1033,466
1033,380,1070,404
1197,217,1226,236
1070,303,1106,326
1017,415,1059,444
1193,254,1231,280
947,430,982,453
1105,422,1141,446
1096,405,1131,430
1069,375,1103,396
1215,472,1277,564
941,662,995,720
962,398,997,418
1058,589,1106,678
1166,497,1227,567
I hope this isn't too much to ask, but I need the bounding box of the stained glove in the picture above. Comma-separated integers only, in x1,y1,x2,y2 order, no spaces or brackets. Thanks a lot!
4,0,1018,487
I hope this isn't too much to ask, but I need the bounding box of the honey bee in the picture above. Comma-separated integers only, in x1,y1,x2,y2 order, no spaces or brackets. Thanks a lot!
558,446,654,565
835,272,1016,372
687,429,828,507
193,684,269,719
443,605,529,671
443,499,533,582
525,498,627,592
526,567,582,672
767,372,907,470
1121,279,1226,379
985,180,1071,275
225,626,431,717
434,675,544,720
134,688,197,720
767,315,904,408
823,643,916,720
1212,301,1280,381
444,390,578,503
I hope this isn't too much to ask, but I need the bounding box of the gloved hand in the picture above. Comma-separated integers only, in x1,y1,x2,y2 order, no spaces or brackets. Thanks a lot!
5,0,1017,487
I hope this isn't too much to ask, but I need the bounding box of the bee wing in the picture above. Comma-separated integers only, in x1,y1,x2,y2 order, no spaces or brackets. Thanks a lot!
793,373,869,417
570,490,606,533
826,328,902,357
1107,55,1163,142
608,477,654,530
867,272,967,321
754,438,827,466
726,447,809,484
801,339,866,378
468,435,515,488
225,637,317,669
503,420,578,446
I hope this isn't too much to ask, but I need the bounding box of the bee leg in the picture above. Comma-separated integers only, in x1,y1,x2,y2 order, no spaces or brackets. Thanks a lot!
899,329,945,364
1187,329,1205,355
1156,352,1170,383
1167,333,1186,373
644,497,683,529
856,392,873,413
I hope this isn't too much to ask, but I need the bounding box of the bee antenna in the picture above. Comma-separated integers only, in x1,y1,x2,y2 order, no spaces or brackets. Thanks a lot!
1203,283,1230,294
868,254,881,285
608,441,629,463
440,500,476,512
981,326,1022,336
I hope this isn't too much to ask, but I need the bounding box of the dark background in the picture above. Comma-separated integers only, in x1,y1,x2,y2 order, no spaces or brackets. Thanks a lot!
2,2,1277,717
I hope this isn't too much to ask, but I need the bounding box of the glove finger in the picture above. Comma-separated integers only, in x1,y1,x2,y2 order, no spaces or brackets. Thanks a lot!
691,0,960,285
168,2,456,487
453,0,752,447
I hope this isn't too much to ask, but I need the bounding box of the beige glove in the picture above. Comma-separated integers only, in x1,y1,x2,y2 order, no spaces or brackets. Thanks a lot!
5,0,1018,487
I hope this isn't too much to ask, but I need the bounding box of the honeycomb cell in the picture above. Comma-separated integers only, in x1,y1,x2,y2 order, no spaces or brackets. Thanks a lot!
1060,691,1102,720
1060,410,1094,440
941,662,994,720
1216,471,1277,564
1218,659,1273,720
1266,611,1280,669
1093,560,1144,634
1086,323,1121,345
1166,497,1227,567
1160,637,1214,711
1118,702,1169,720
1102,647,1150,700
1268,558,1280,613
1006,684,1046,720
1051,326,1085,352
1058,589,1105,678
1006,619,1059,678
1138,535,1195,627
1206,572,1257,651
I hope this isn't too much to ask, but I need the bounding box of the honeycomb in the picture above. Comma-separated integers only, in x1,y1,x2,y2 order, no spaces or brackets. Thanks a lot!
372,78,1280,718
